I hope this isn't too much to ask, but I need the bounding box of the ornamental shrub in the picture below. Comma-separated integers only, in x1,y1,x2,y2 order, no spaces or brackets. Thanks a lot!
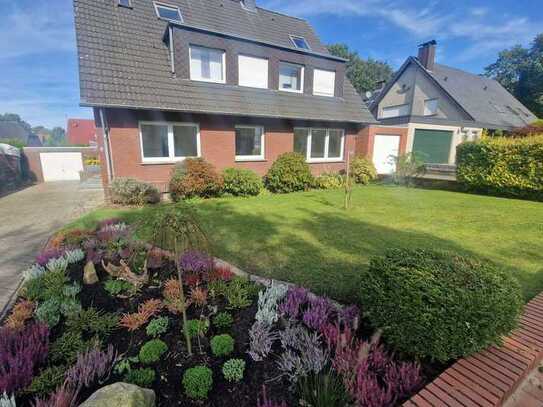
222,168,263,196
146,317,169,338
138,339,168,365
222,358,245,383
350,157,377,185
212,312,234,331
125,368,155,388
265,152,314,193
314,173,344,190
183,366,213,400
359,249,523,362
110,177,161,205
456,136,543,201
169,158,223,201
210,334,235,357
185,319,209,338
24,365,66,397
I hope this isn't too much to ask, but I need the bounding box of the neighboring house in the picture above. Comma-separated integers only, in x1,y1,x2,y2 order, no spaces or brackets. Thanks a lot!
0,122,42,147
67,119,97,146
73,0,376,191
363,40,538,176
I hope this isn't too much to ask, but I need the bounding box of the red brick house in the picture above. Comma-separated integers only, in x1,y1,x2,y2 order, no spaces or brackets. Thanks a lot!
66,119,97,146
74,0,376,191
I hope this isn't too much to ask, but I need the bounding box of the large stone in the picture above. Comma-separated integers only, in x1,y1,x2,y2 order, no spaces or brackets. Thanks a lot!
79,382,155,407
83,261,99,284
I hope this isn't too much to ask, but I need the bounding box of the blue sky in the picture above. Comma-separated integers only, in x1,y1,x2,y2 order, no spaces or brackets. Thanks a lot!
0,0,541,129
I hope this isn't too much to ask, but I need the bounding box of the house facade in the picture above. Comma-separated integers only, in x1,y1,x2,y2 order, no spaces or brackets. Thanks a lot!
364,41,537,175
67,119,97,146
74,0,376,191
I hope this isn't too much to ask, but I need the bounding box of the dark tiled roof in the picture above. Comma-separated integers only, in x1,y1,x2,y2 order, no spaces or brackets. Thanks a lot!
74,0,375,124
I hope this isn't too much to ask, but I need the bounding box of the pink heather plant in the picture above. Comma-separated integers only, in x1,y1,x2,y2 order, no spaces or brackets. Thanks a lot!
278,287,309,319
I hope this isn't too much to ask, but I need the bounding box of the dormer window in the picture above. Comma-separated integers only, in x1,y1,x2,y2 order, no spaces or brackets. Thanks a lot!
290,36,310,50
118,0,131,8
154,2,183,23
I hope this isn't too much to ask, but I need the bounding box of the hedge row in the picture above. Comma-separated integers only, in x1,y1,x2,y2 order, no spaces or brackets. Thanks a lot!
457,136,543,201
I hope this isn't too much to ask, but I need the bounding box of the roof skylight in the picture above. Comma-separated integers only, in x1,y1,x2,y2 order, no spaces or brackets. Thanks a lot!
153,2,183,23
118,0,131,8
290,35,310,50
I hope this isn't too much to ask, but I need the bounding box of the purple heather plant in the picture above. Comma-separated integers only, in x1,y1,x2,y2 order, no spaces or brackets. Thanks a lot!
65,344,117,390
278,287,309,319
248,321,279,362
257,385,288,407
32,383,78,407
179,250,213,274
35,248,64,267
302,297,334,332
0,323,49,394
339,305,360,330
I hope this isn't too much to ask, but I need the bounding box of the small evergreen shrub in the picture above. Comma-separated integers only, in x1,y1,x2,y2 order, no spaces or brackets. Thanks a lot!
222,358,245,383
183,366,213,400
212,312,234,331
146,317,169,338
359,248,523,362
185,319,209,338
222,168,263,196
210,334,235,357
110,177,161,205
350,157,377,184
104,279,134,297
314,173,344,189
125,368,155,388
138,339,168,365
169,158,223,201
265,152,314,193
24,365,67,397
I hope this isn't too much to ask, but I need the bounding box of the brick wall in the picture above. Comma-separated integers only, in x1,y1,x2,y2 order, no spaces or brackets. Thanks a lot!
356,125,409,159
97,108,363,191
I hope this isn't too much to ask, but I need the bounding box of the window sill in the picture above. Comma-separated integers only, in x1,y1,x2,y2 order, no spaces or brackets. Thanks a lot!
307,160,344,164
141,157,199,165
235,157,267,163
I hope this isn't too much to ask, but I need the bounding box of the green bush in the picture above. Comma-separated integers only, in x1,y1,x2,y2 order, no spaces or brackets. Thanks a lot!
169,158,223,201
222,358,245,383
393,152,426,186
314,173,344,189
265,152,314,193
359,248,523,362
50,331,88,364
24,365,67,396
210,334,235,357
350,157,377,185
138,339,168,364
110,177,161,206
146,317,169,338
183,366,213,400
222,168,263,196
185,319,209,338
212,312,234,331
104,279,134,297
457,136,543,200
125,368,155,388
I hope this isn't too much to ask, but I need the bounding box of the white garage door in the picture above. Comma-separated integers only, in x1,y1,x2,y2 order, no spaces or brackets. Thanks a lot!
40,152,83,182
373,135,400,175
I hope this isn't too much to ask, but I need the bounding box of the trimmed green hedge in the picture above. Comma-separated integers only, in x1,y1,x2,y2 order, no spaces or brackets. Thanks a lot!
457,136,543,201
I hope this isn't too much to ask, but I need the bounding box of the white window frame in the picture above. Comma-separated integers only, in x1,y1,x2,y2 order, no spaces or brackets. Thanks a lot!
235,125,265,162
289,35,311,50
153,2,183,23
380,103,410,119
189,45,226,84
238,54,269,89
313,68,336,97
279,62,304,94
139,121,201,164
295,127,345,163
423,98,439,116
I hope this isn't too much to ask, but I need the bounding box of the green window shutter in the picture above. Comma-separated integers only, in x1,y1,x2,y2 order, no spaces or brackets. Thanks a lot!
412,129,453,164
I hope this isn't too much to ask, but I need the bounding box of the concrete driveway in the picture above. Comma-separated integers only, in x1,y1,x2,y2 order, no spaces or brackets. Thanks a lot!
0,181,104,314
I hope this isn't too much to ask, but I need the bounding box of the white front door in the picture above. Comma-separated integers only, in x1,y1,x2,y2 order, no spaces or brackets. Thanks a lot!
40,152,83,181
373,135,400,174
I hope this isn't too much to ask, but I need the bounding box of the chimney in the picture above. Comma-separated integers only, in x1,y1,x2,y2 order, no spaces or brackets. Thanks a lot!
240,0,257,12
418,40,436,71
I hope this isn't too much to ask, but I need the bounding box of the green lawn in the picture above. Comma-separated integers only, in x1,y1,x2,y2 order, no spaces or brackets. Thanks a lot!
69,185,543,303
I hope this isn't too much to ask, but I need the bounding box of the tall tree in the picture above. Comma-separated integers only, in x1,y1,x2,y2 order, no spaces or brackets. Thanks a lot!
328,43,393,96
485,34,543,118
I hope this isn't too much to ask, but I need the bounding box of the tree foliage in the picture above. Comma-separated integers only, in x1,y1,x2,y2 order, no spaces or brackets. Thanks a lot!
327,43,393,95
485,34,543,118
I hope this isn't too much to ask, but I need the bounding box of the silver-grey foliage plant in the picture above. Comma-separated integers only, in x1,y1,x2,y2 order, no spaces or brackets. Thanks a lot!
0,393,16,407
64,249,85,264
248,321,279,362
255,283,288,326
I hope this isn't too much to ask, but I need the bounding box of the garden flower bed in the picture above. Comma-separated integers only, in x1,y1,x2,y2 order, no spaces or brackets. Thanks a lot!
2,218,432,407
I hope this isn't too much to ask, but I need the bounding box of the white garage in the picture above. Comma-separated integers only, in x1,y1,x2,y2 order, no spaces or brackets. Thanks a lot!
373,135,401,175
40,152,84,182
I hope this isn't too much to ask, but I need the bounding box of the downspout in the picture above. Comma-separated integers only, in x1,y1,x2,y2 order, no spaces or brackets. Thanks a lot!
98,108,113,182
169,25,176,76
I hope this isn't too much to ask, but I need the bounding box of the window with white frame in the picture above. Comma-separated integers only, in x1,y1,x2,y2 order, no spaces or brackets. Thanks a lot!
190,45,226,83
153,2,183,22
290,36,311,50
313,69,335,97
279,62,304,93
235,126,265,161
380,103,410,119
294,128,344,162
140,122,200,163
238,55,268,89
424,99,438,116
